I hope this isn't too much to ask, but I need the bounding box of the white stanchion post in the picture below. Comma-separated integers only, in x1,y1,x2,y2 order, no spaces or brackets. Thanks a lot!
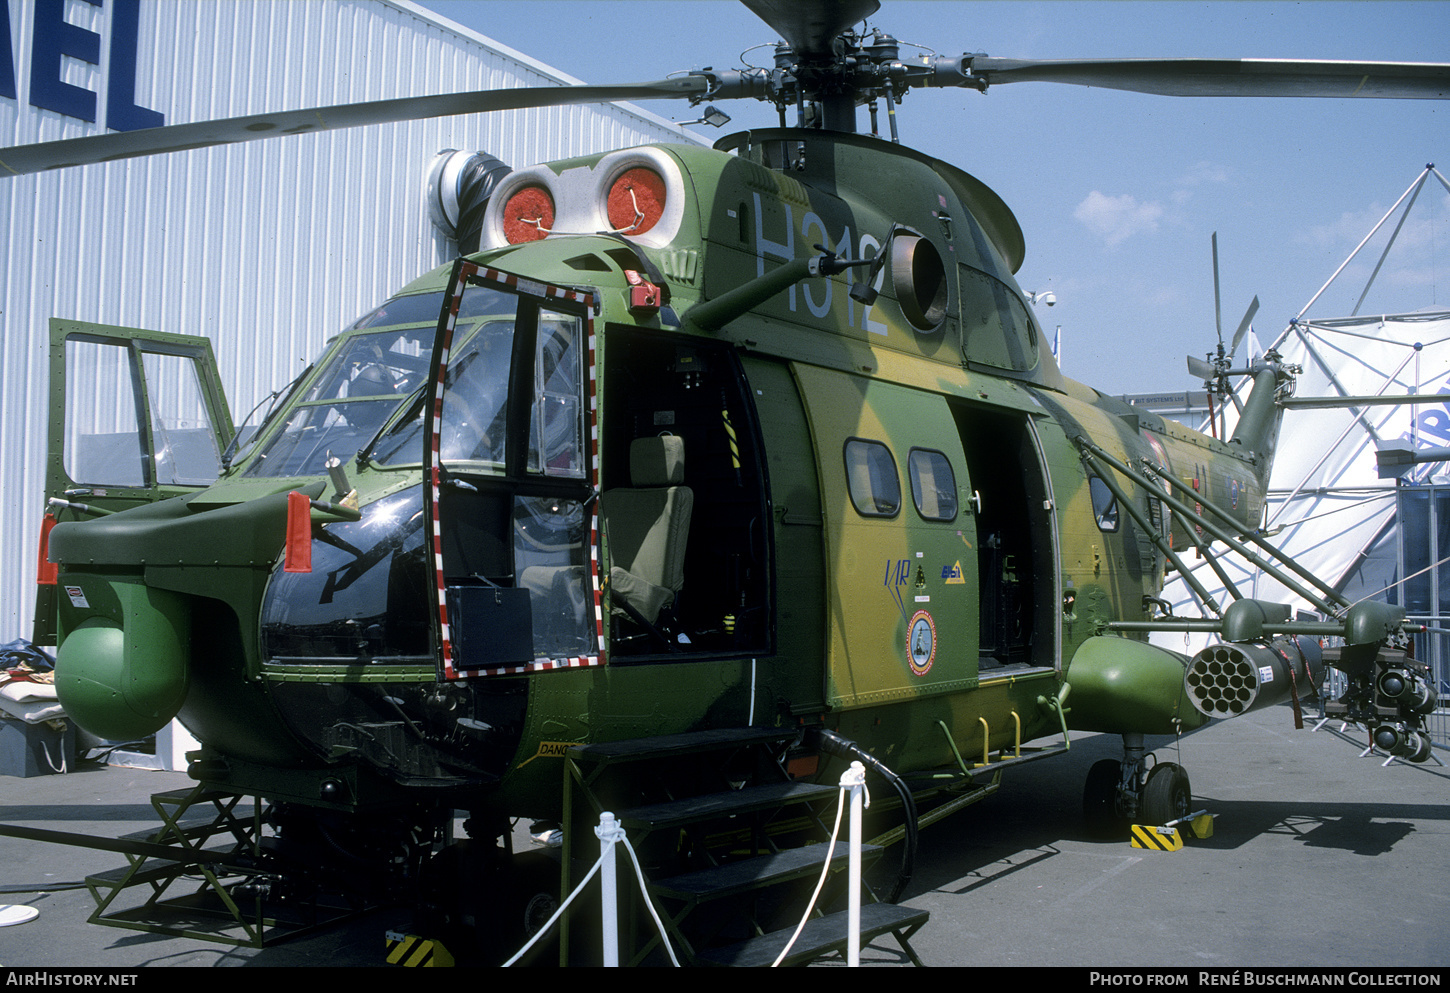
596,811,625,967
841,761,867,968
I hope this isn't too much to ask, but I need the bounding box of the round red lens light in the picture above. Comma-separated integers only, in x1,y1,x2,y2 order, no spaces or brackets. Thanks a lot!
502,185,554,243
606,167,666,236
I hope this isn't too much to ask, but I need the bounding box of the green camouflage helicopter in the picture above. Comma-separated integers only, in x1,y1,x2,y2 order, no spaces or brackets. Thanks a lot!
9,0,1450,966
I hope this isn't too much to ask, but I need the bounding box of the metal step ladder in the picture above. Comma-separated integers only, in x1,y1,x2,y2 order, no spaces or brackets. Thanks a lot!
79,785,381,947
562,726,928,966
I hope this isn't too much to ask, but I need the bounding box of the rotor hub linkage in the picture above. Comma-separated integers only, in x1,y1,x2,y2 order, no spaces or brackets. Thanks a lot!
694,30,978,132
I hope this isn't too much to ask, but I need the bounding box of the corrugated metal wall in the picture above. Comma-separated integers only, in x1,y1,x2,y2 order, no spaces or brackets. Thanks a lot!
0,0,697,640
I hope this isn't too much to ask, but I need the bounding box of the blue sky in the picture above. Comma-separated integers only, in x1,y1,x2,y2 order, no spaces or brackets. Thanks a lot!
415,1,1450,396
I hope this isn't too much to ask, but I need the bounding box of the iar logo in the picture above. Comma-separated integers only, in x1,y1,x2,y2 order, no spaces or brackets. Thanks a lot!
940,561,965,584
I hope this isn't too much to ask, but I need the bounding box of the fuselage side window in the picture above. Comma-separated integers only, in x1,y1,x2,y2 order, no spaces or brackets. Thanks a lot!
844,438,900,518
907,447,957,521
1089,475,1120,532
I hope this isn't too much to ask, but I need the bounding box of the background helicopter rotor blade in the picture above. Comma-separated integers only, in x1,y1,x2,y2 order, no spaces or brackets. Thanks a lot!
740,0,880,56
964,57,1450,99
1187,355,1217,382
1227,296,1260,364
0,77,707,177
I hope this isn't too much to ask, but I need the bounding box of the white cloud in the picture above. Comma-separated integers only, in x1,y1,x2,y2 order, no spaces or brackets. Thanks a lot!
1297,193,1450,254
1074,190,1165,246
1177,161,1231,188
1296,204,1393,250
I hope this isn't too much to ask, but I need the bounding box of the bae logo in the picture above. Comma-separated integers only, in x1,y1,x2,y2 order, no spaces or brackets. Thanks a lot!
941,561,966,584
0,0,164,132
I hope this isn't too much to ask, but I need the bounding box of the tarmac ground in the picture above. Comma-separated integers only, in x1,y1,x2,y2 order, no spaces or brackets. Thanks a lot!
0,701,1447,970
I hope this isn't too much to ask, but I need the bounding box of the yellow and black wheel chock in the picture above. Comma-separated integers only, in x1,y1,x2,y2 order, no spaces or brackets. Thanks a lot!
385,930,455,967
1130,809,1215,851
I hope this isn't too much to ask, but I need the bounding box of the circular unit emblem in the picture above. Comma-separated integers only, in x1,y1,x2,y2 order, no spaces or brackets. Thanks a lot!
907,610,937,676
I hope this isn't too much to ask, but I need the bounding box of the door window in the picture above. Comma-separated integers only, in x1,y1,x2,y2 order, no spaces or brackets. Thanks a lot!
60,332,230,491
528,310,586,478
420,264,600,679
141,350,227,485
63,338,146,487
844,438,901,518
908,448,958,521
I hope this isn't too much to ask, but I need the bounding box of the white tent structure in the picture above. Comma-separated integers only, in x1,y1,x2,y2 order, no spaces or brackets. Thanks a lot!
1156,166,1450,696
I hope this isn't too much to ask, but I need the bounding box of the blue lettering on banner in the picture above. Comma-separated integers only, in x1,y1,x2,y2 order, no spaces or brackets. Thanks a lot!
1413,406,1450,444
1395,387,1450,459
6,0,163,131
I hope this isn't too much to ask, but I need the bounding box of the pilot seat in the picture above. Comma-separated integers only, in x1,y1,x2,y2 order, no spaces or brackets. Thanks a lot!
601,435,694,641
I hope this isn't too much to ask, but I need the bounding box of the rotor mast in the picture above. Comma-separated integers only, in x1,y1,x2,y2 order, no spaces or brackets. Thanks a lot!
733,0,970,138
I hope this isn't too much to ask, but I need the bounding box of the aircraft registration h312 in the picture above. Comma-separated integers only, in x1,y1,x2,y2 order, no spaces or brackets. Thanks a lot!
6,0,1450,966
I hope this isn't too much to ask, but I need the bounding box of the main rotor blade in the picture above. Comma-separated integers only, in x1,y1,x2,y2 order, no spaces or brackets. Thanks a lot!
0,77,708,177
741,0,880,56
1212,232,1223,345
966,57,1450,99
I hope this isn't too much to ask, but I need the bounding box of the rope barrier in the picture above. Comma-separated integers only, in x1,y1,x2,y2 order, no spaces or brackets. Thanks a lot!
773,761,868,968
507,768,872,967
501,811,680,967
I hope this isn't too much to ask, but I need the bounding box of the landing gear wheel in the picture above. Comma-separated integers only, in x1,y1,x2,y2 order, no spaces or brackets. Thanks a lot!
1083,758,1128,838
1141,763,1192,826
417,843,561,965
507,852,562,965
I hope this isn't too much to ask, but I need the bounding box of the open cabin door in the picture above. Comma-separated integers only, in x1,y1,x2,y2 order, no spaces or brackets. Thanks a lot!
423,261,602,679
949,401,1060,675
33,320,234,644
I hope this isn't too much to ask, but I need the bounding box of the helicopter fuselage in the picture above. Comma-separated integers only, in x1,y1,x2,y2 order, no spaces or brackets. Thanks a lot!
41,129,1276,820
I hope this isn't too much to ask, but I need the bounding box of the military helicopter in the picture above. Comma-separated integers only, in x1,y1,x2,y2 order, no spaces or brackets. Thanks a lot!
9,0,1450,966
